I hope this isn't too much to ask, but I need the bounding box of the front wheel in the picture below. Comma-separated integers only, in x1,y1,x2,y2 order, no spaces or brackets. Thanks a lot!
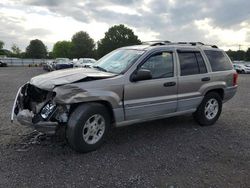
193,92,222,126
66,103,110,153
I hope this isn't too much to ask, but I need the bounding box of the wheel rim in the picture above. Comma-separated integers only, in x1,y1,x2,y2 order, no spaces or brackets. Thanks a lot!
205,98,219,120
82,114,105,145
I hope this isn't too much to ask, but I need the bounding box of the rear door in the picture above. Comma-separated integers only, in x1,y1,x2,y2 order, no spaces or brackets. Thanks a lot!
124,51,178,121
177,49,209,111
203,50,235,87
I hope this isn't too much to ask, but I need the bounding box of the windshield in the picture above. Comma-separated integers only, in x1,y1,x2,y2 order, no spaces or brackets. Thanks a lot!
93,49,145,74
78,60,86,64
55,58,69,64
79,59,96,64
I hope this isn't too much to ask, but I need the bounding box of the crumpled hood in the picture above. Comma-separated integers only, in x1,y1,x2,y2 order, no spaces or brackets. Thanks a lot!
30,68,116,90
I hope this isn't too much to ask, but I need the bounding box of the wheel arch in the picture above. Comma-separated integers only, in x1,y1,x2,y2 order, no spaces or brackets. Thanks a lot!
69,100,116,125
205,88,224,100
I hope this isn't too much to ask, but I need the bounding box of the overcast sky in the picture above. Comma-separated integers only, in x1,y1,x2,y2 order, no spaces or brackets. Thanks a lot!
1,0,250,51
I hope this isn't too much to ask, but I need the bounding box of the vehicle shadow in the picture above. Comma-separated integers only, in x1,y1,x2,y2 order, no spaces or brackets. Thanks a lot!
108,115,198,145
12,114,200,155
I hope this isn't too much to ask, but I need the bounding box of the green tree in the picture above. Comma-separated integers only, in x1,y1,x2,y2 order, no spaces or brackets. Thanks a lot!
0,40,4,49
48,52,54,59
0,49,11,56
245,48,250,61
0,40,4,55
25,39,47,58
226,50,246,61
19,52,26,58
71,31,95,58
97,24,141,58
236,50,246,61
11,44,21,57
52,41,72,58
226,50,238,61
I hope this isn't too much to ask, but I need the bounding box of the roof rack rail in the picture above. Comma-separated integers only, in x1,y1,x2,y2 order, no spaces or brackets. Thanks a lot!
142,40,171,46
177,42,204,46
210,45,218,48
176,42,218,48
143,41,218,48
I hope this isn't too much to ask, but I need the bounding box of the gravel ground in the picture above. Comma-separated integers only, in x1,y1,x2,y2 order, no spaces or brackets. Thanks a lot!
0,67,249,188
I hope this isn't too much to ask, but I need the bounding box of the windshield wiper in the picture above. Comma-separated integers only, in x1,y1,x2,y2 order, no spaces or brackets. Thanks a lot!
93,66,107,72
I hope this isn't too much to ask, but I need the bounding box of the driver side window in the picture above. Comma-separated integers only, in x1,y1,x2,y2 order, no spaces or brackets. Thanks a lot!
140,52,174,79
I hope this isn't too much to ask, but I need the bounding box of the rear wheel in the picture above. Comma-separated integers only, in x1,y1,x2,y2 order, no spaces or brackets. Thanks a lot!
193,92,222,126
67,103,110,153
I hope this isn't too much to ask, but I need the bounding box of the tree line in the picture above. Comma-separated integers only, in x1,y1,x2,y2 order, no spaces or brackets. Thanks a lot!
1,24,250,61
0,24,141,59
226,49,250,61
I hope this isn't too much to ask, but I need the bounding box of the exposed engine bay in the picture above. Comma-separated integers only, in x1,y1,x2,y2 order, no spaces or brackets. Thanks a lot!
11,68,118,134
13,83,69,129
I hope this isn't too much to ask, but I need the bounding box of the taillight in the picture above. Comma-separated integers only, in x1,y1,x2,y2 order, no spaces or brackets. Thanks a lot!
233,72,238,86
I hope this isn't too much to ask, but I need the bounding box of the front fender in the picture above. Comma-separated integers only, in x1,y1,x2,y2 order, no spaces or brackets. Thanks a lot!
53,84,122,108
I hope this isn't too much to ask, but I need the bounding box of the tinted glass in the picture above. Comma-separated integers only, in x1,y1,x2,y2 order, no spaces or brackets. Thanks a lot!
178,52,199,76
195,52,207,74
204,50,233,71
140,52,173,79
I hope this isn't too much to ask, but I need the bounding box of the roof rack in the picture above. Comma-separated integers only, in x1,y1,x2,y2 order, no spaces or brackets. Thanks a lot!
142,40,171,46
176,42,218,48
142,41,218,48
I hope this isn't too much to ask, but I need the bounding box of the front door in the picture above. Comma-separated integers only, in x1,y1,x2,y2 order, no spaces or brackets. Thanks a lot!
124,51,178,121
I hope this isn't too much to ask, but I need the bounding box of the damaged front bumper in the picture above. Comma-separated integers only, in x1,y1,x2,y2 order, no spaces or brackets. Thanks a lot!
11,83,68,134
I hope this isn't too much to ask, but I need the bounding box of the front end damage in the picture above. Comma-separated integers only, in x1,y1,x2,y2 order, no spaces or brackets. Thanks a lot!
11,83,69,133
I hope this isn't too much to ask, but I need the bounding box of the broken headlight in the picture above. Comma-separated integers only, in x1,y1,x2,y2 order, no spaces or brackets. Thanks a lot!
40,101,57,120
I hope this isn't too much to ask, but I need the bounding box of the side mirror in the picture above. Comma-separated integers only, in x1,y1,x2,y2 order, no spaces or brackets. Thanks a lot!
131,69,152,82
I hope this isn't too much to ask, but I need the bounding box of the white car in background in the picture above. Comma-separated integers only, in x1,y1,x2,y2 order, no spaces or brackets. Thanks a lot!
233,62,250,74
74,58,96,68
43,60,54,71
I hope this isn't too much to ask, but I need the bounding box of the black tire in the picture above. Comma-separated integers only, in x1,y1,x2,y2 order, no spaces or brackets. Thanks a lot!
66,103,110,153
193,92,222,126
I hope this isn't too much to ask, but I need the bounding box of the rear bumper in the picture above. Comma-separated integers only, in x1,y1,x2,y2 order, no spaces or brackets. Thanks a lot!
223,86,237,102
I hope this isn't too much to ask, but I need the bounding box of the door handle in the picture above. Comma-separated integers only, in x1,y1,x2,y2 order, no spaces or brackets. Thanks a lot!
201,77,210,81
163,82,176,87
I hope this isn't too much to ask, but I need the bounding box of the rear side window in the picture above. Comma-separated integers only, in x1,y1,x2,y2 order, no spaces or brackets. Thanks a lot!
196,53,207,74
204,50,233,71
178,52,207,76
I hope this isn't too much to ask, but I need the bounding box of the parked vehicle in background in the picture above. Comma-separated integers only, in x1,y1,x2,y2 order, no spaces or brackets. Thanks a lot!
0,61,7,67
233,62,250,74
12,41,238,153
47,60,54,71
71,58,78,65
0,55,8,67
74,58,96,68
53,58,73,70
43,60,54,71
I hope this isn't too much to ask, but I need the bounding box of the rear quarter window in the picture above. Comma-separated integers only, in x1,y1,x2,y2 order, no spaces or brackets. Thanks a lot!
204,50,233,71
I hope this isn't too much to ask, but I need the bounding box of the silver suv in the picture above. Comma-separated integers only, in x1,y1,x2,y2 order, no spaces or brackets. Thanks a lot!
11,41,238,152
